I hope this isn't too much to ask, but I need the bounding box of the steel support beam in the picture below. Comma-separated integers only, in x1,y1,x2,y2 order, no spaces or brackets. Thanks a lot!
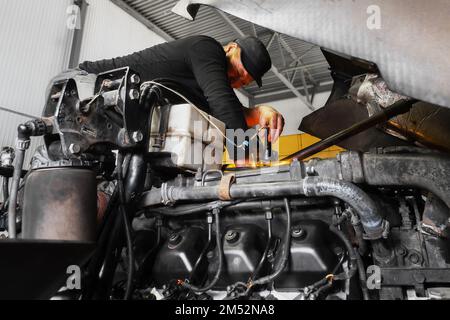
68,0,88,68
265,32,277,49
216,10,314,111
281,61,329,74
270,67,314,111
253,81,333,105
251,24,258,37
278,35,318,86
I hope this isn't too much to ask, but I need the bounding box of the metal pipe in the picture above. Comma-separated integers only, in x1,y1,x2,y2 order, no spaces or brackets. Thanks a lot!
144,178,385,239
2,177,9,210
7,148,26,238
282,99,417,161
302,177,385,239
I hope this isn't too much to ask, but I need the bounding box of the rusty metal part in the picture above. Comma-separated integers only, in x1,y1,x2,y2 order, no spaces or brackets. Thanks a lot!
385,102,450,153
352,74,450,153
283,99,416,161
218,174,236,201
22,167,97,241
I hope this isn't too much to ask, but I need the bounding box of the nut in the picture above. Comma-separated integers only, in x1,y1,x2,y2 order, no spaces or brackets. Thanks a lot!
68,144,81,155
128,89,140,100
292,227,307,240
225,230,239,243
132,131,144,143
130,74,141,84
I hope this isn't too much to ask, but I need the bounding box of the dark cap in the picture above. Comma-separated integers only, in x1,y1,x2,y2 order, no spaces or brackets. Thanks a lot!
235,36,272,87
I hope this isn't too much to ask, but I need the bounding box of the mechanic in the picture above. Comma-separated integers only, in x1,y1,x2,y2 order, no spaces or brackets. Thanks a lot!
79,35,285,142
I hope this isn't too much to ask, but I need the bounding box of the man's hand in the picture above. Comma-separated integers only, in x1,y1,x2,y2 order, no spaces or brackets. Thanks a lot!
243,105,285,142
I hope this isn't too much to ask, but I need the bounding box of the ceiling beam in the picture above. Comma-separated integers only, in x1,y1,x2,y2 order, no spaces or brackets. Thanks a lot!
110,0,175,41
265,32,277,50
216,9,314,111
281,61,328,73
253,82,333,105
278,35,318,86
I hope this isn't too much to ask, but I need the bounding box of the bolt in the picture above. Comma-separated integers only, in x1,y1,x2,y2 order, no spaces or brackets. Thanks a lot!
397,247,407,256
292,227,307,239
267,249,275,262
409,252,421,265
132,131,144,143
225,230,239,243
68,144,81,155
129,89,140,100
306,166,316,176
130,74,141,84
168,233,182,247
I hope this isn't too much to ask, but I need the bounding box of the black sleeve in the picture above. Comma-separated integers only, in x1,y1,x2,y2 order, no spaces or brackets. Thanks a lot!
187,38,248,130
78,52,143,74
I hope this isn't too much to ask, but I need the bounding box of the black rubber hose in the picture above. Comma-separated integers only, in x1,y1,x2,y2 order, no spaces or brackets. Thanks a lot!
189,222,213,284
251,218,272,282
182,209,223,293
7,148,25,238
124,154,146,203
2,177,9,210
328,226,357,281
251,198,292,287
303,177,384,239
330,226,370,300
117,153,134,300
355,251,370,300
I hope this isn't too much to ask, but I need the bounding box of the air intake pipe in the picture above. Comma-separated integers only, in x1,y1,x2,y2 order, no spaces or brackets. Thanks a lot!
140,176,387,239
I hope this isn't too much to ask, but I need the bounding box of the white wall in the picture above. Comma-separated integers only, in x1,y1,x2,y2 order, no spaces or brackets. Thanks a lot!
265,91,331,136
0,0,168,202
0,0,74,174
78,0,166,63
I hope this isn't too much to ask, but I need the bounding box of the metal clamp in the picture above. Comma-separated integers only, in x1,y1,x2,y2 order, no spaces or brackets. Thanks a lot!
363,219,390,240
15,139,31,151
161,183,175,206
218,174,236,201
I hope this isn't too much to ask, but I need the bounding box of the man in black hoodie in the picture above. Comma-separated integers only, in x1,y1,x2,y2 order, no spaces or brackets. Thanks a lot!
79,35,285,142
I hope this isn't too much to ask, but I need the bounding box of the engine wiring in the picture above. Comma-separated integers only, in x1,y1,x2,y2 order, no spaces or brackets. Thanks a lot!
116,152,135,300
226,198,292,299
179,208,224,293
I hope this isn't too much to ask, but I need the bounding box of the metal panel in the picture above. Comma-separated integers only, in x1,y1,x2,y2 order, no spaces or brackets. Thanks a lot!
78,0,166,63
0,0,74,174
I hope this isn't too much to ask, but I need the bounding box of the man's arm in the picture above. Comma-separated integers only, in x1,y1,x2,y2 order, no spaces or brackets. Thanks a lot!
187,37,248,130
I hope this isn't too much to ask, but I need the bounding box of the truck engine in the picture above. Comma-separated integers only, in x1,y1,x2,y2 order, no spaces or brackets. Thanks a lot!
1,60,450,301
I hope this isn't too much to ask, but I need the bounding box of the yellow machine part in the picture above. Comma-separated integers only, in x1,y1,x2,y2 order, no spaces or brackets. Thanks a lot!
223,133,345,166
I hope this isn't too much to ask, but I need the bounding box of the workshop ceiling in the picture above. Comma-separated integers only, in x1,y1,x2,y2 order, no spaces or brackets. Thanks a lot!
111,0,333,105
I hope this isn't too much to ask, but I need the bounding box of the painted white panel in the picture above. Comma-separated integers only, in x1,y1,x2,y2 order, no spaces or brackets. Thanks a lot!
0,0,73,182
78,0,166,63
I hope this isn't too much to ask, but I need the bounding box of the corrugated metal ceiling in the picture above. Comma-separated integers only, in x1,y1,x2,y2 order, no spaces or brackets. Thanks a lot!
113,0,333,103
